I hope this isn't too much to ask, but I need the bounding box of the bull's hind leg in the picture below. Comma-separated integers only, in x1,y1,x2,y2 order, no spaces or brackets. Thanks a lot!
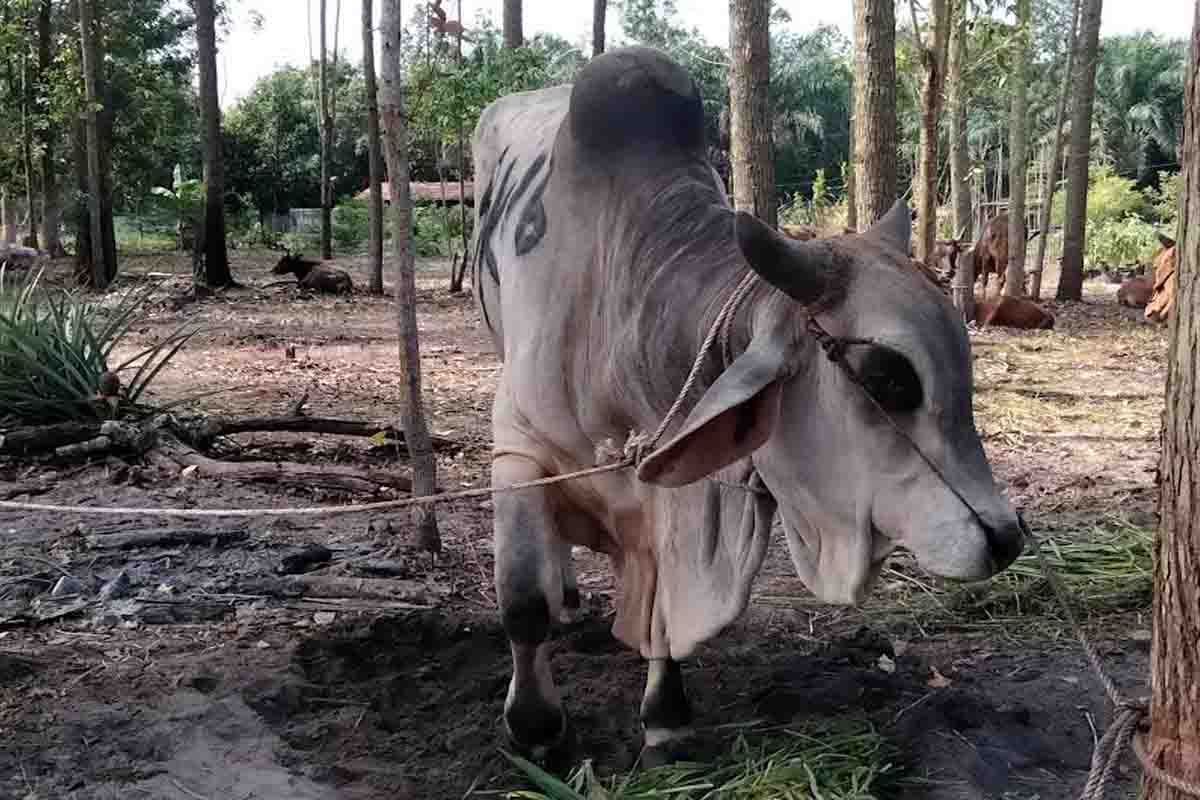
493,455,571,756
639,658,694,767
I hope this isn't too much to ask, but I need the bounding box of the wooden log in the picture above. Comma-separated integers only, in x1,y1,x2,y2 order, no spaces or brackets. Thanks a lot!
175,415,457,452
0,422,102,455
87,528,249,550
288,574,432,604
158,436,413,494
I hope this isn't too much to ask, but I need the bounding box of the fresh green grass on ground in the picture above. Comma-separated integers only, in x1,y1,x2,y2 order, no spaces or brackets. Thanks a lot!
495,719,895,800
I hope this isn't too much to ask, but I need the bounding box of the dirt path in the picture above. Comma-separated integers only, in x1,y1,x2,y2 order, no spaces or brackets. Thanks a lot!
0,252,1164,799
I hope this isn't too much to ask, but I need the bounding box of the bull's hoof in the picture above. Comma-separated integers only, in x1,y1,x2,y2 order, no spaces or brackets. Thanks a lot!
503,708,576,772
638,729,701,769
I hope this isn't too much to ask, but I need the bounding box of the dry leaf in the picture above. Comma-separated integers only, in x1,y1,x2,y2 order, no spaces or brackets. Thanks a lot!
927,666,952,688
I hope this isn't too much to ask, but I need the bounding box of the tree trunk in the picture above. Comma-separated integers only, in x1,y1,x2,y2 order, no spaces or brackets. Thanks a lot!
77,0,108,289
363,0,384,295
1003,0,1031,297
852,0,898,226
378,0,441,554
503,0,523,48
71,115,91,280
195,0,232,288
912,0,950,264
453,0,468,293
1030,0,1080,300
19,40,39,251
318,0,333,260
729,0,776,227
846,104,858,231
1056,0,1103,302
1144,3,1200,797
36,0,62,257
948,0,972,241
1,189,15,245
593,0,606,57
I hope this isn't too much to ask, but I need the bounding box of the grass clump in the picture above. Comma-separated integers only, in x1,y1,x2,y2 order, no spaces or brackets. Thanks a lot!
0,267,198,424
501,719,895,800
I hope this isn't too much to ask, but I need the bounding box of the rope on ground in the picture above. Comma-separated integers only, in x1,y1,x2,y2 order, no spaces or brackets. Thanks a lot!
1023,523,1200,799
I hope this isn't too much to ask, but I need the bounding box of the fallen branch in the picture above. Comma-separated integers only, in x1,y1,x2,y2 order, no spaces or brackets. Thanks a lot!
158,435,413,494
86,528,249,550
975,385,1158,402
172,414,457,452
0,422,100,455
241,574,434,605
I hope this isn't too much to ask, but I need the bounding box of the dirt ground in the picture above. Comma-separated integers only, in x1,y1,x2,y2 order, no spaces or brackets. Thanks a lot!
0,250,1165,799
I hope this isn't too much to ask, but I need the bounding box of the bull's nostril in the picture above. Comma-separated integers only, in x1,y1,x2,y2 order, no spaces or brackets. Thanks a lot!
983,515,1025,570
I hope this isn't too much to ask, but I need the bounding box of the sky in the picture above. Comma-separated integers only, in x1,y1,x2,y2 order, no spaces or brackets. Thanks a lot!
216,0,1195,109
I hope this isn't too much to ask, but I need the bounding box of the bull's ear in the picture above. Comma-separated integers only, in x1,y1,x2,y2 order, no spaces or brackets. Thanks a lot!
1158,233,1176,249
636,335,791,487
861,198,911,254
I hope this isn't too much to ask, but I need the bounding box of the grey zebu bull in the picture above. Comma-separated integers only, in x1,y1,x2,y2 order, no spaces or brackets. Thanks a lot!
471,46,1024,764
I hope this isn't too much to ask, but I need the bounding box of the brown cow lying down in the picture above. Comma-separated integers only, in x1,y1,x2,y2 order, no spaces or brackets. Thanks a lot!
1117,275,1153,308
272,253,354,294
1144,234,1177,323
973,295,1055,330
780,223,856,241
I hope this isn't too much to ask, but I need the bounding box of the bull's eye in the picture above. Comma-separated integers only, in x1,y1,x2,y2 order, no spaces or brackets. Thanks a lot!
857,347,923,414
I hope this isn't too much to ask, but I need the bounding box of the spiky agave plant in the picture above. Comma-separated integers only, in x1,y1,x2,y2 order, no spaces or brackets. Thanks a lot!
0,267,200,423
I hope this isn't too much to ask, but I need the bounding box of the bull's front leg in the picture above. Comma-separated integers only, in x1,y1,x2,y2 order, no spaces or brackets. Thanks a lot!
639,658,694,767
493,455,573,759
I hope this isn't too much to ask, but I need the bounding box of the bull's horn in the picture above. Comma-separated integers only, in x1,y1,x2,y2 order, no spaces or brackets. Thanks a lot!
955,223,969,241
734,211,841,307
1157,232,1176,249
862,198,911,255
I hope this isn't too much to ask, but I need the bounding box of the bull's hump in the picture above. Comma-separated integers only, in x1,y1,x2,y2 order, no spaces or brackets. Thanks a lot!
568,46,704,157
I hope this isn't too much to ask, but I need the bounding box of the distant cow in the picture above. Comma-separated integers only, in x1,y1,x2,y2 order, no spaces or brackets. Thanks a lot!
0,244,38,271
973,213,1041,295
1116,274,1153,308
272,253,354,295
780,224,855,242
471,46,1023,764
973,295,1055,330
1144,234,1177,323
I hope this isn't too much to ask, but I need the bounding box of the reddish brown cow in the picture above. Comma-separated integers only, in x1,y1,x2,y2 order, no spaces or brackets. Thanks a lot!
272,253,354,294
1144,234,1177,323
1116,275,1154,308
972,295,1055,330
972,213,1041,295
779,224,855,242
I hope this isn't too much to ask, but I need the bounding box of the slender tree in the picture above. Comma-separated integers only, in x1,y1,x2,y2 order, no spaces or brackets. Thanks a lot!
363,0,384,295
77,0,109,288
593,0,606,57
1057,0,1104,301
947,0,972,241
36,0,61,256
378,0,441,556
911,0,950,264
1030,0,1081,300
20,21,38,251
195,0,233,287
846,103,857,231
1003,0,1032,296
729,0,775,226
503,0,523,49
1145,5,1200,796
852,0,898,226
317,0,341,261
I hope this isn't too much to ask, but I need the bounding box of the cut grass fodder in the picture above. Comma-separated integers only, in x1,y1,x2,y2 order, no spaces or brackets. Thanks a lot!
877,516,1154,625
501,719,896,800
0,266,200,423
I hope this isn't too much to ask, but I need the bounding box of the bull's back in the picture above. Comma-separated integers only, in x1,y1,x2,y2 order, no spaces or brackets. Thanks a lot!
470,85,572,357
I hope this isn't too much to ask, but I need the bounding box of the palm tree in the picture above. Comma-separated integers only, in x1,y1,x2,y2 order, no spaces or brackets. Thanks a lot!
1094,33,1186,183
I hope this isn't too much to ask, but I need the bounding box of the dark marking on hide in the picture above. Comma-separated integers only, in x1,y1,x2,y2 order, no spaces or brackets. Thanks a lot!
502,593,551,645
732,401,756,445
514,154,553,256
641,659,693,730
